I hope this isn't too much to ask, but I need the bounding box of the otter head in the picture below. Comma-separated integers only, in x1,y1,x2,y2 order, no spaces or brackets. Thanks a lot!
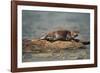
70,31,79,38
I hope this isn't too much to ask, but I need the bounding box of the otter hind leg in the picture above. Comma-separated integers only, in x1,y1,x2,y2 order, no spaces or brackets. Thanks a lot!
40,33,48,40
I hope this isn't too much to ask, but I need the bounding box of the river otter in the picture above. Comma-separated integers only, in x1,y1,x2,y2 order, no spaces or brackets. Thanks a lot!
40,30,79,41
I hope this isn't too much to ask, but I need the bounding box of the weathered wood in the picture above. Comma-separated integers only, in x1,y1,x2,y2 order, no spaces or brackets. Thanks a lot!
23,39,90,53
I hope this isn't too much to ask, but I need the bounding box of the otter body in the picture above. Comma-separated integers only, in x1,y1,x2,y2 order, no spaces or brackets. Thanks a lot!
40,30,79,41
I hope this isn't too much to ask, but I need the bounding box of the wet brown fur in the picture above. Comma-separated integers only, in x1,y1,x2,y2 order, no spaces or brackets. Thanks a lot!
40,30,79,41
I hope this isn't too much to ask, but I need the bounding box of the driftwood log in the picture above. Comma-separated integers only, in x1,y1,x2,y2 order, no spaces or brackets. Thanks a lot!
23,39,90,53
